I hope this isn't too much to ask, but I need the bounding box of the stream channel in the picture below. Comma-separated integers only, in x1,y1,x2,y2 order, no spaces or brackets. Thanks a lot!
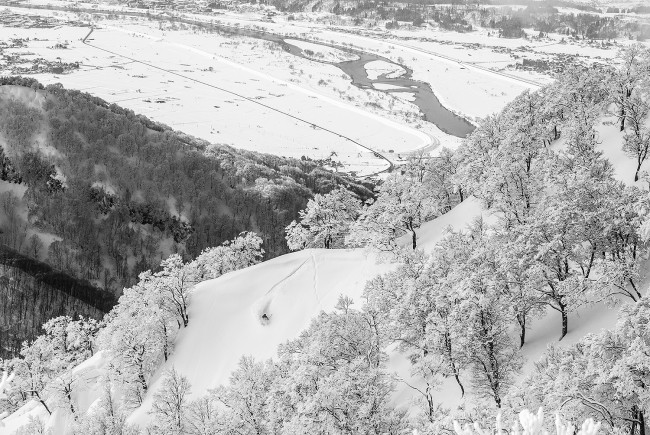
210,24,476,138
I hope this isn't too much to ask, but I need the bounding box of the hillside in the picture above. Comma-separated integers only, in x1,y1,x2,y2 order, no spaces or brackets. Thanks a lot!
0,77,373,357
0,244,113,358
1,196,486,433
1,37,650,435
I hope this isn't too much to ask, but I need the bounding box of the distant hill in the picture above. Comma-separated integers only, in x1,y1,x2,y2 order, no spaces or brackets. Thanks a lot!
0,76,373,356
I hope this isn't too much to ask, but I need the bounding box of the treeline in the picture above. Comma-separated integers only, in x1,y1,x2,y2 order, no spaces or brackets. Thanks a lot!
0,233,265,429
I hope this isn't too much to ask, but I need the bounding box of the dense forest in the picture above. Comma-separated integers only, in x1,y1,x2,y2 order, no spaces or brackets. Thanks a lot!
0,76,373,356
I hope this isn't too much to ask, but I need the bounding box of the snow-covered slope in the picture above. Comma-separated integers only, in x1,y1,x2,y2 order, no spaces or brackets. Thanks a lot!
5,113,649,432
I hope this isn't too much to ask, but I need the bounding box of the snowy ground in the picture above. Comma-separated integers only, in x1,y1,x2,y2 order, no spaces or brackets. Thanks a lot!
0,2,581,174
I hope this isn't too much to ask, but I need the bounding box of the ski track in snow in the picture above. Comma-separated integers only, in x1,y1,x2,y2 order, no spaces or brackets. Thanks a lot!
310,251,321,307
256,257,311,321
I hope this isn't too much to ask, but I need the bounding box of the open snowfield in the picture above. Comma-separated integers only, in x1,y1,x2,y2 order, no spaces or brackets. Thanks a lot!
0,1,597,175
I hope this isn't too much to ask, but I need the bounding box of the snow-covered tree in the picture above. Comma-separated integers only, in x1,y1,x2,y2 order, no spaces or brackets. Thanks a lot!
446,221,522,408
514,297,650,434
148,367,192,435
0,371,14,429
285,187,361,250
272,300,405,434
423,147,465,211
5,316,99,416
363,249,467,416
455,91,549,227
348,164,437,250
185,395,220,435
150,254,198,329
209,356,276,435
72,380,140,435
192,232,264,280
621,92,650,181
453,408,601,435
610,44,650,132
99,273,175,406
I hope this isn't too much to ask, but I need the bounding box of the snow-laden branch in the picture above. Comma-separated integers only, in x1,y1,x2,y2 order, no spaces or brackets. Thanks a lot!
452,408,601,435
0,371,14,399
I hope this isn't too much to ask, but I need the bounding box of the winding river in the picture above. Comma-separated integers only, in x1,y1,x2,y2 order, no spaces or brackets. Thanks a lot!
209,25,476,138
0,1,476,138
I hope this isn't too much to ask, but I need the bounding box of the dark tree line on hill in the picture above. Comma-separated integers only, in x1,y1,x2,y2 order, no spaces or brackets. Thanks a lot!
0,244,111,358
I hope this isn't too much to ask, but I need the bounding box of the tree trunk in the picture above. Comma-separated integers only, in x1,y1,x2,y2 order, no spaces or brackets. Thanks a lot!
631,406,638,435
517,313,526,348
411,229,417,249
559,303,568,340
640,409,646,435
454,372,465,398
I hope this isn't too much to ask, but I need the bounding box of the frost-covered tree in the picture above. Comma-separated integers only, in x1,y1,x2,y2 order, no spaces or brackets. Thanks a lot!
211,298,406,435
621,92,650,181
210,356,276,435
0,371,14,428
513,297,650,434
192,232,264,280
348,164,437,250
610,44,650,132
453,408,601,435
150,254,198,329
99,273,176,406
445,221,522,408
285,187,361,250
455,91,550,227
72,380,140,435
4,316,100,416
423,147,465,211
185,395,220,435
148,368,192,435
272,299,405,434
364,249,467,416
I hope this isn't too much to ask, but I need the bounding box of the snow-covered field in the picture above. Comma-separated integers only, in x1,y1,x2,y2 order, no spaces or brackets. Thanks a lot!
0,2,584,175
